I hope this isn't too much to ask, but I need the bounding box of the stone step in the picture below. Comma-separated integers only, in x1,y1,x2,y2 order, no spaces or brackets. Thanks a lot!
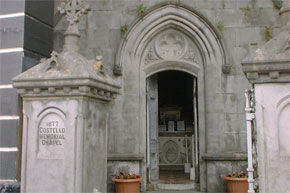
157,183,196,191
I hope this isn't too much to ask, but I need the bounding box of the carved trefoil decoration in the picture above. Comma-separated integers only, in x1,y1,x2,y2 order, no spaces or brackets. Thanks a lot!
144,29,200,65
155,30,187,59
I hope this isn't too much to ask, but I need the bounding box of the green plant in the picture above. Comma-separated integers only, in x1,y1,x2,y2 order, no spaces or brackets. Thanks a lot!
120,24,128,35
226,171,248,178
136,4,145,16
114,172,141,180
222,0,225,9
273,0,283,9
216,21,225,31
265,26,272,41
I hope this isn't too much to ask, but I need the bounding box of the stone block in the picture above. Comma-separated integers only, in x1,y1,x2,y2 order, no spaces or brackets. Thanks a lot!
223,133,245,152
0,17,24,49
235,27,264,47
0,119,18,147
0,88,19,116
0,152,17,179
240,7,280,27
232,46,248,70
207,161,230,192
222,93,238,113
215,9,245,27
0,52,23,84
224,113,246,134
89,0,113,11
224,75,248,93
0,0,25,14
206,133,227,153
222,27,237,50
205,94,224,113
237,92,247,113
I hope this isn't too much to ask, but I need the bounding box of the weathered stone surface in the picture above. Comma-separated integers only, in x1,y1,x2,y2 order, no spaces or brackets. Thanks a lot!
47,0,281,192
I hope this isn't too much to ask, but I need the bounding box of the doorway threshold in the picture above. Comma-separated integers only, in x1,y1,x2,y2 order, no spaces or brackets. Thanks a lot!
156,182,197,191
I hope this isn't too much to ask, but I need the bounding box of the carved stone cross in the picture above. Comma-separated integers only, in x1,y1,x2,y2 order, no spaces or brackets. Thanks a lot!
58,0,89,25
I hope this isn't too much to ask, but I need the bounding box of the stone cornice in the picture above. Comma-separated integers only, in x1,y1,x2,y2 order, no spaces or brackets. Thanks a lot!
13,77,120,102
242,59,290,84
13,50,121,102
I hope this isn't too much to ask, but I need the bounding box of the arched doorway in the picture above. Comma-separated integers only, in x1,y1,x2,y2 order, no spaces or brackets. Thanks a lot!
114,3,228,191
147,70,199,189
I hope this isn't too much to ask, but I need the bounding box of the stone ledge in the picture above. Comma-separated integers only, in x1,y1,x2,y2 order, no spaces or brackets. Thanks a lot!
242,60,290,84
108,154,144,161
202,153,247,161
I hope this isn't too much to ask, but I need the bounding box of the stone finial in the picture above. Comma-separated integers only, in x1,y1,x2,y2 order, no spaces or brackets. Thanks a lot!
58,0,89,52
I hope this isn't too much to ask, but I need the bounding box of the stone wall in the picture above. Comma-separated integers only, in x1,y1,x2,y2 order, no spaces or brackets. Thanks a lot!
53,0,281,192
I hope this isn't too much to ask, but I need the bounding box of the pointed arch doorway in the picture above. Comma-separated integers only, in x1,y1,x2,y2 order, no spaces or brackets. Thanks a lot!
147,70,199,189
114,3,228,191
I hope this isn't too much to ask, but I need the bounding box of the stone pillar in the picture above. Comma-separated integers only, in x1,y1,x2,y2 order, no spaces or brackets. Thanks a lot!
13,1,120,192
242,1,290,192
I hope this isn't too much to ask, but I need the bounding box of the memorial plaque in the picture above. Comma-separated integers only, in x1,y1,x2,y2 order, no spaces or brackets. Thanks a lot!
168,121,175,132
37,112,66,159
177,121,185,131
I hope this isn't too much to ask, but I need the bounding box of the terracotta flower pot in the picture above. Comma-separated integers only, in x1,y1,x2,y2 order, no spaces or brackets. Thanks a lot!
224,176,248,193
112,177,142,193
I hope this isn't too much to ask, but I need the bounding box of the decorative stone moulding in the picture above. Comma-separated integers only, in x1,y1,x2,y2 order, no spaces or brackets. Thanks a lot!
13,0,120,102
114,2,230,76
242,29,290,83
242,0,290,83
13,51,120,102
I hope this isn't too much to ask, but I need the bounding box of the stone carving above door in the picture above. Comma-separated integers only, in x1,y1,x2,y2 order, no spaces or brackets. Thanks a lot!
144,29,200,66
155,30,187,59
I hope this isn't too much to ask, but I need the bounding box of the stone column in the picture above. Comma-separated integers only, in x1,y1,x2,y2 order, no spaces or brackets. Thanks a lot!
13,1,120,192
242,1,290,192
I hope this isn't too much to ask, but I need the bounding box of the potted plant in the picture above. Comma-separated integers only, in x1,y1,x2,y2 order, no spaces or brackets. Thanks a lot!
224,171,248,193
112,172,142,193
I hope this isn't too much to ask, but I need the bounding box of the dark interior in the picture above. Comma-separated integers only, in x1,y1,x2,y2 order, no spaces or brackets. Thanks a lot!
158,70,194,132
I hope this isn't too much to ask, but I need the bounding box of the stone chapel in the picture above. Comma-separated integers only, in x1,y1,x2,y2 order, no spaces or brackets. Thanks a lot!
0,0,289,193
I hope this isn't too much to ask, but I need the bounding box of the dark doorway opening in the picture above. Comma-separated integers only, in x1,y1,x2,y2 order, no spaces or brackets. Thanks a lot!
157,70,196,184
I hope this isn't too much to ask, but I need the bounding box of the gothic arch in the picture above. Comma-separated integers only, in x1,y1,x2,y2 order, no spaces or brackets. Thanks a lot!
113,3,228,191
114,2,228,76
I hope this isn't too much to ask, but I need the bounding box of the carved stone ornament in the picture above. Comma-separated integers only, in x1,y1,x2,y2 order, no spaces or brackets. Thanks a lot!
13,0,120,102
144,44,160,65
58,0,89,25
183,45,200,64
155,30,187,59
144,30,201,66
